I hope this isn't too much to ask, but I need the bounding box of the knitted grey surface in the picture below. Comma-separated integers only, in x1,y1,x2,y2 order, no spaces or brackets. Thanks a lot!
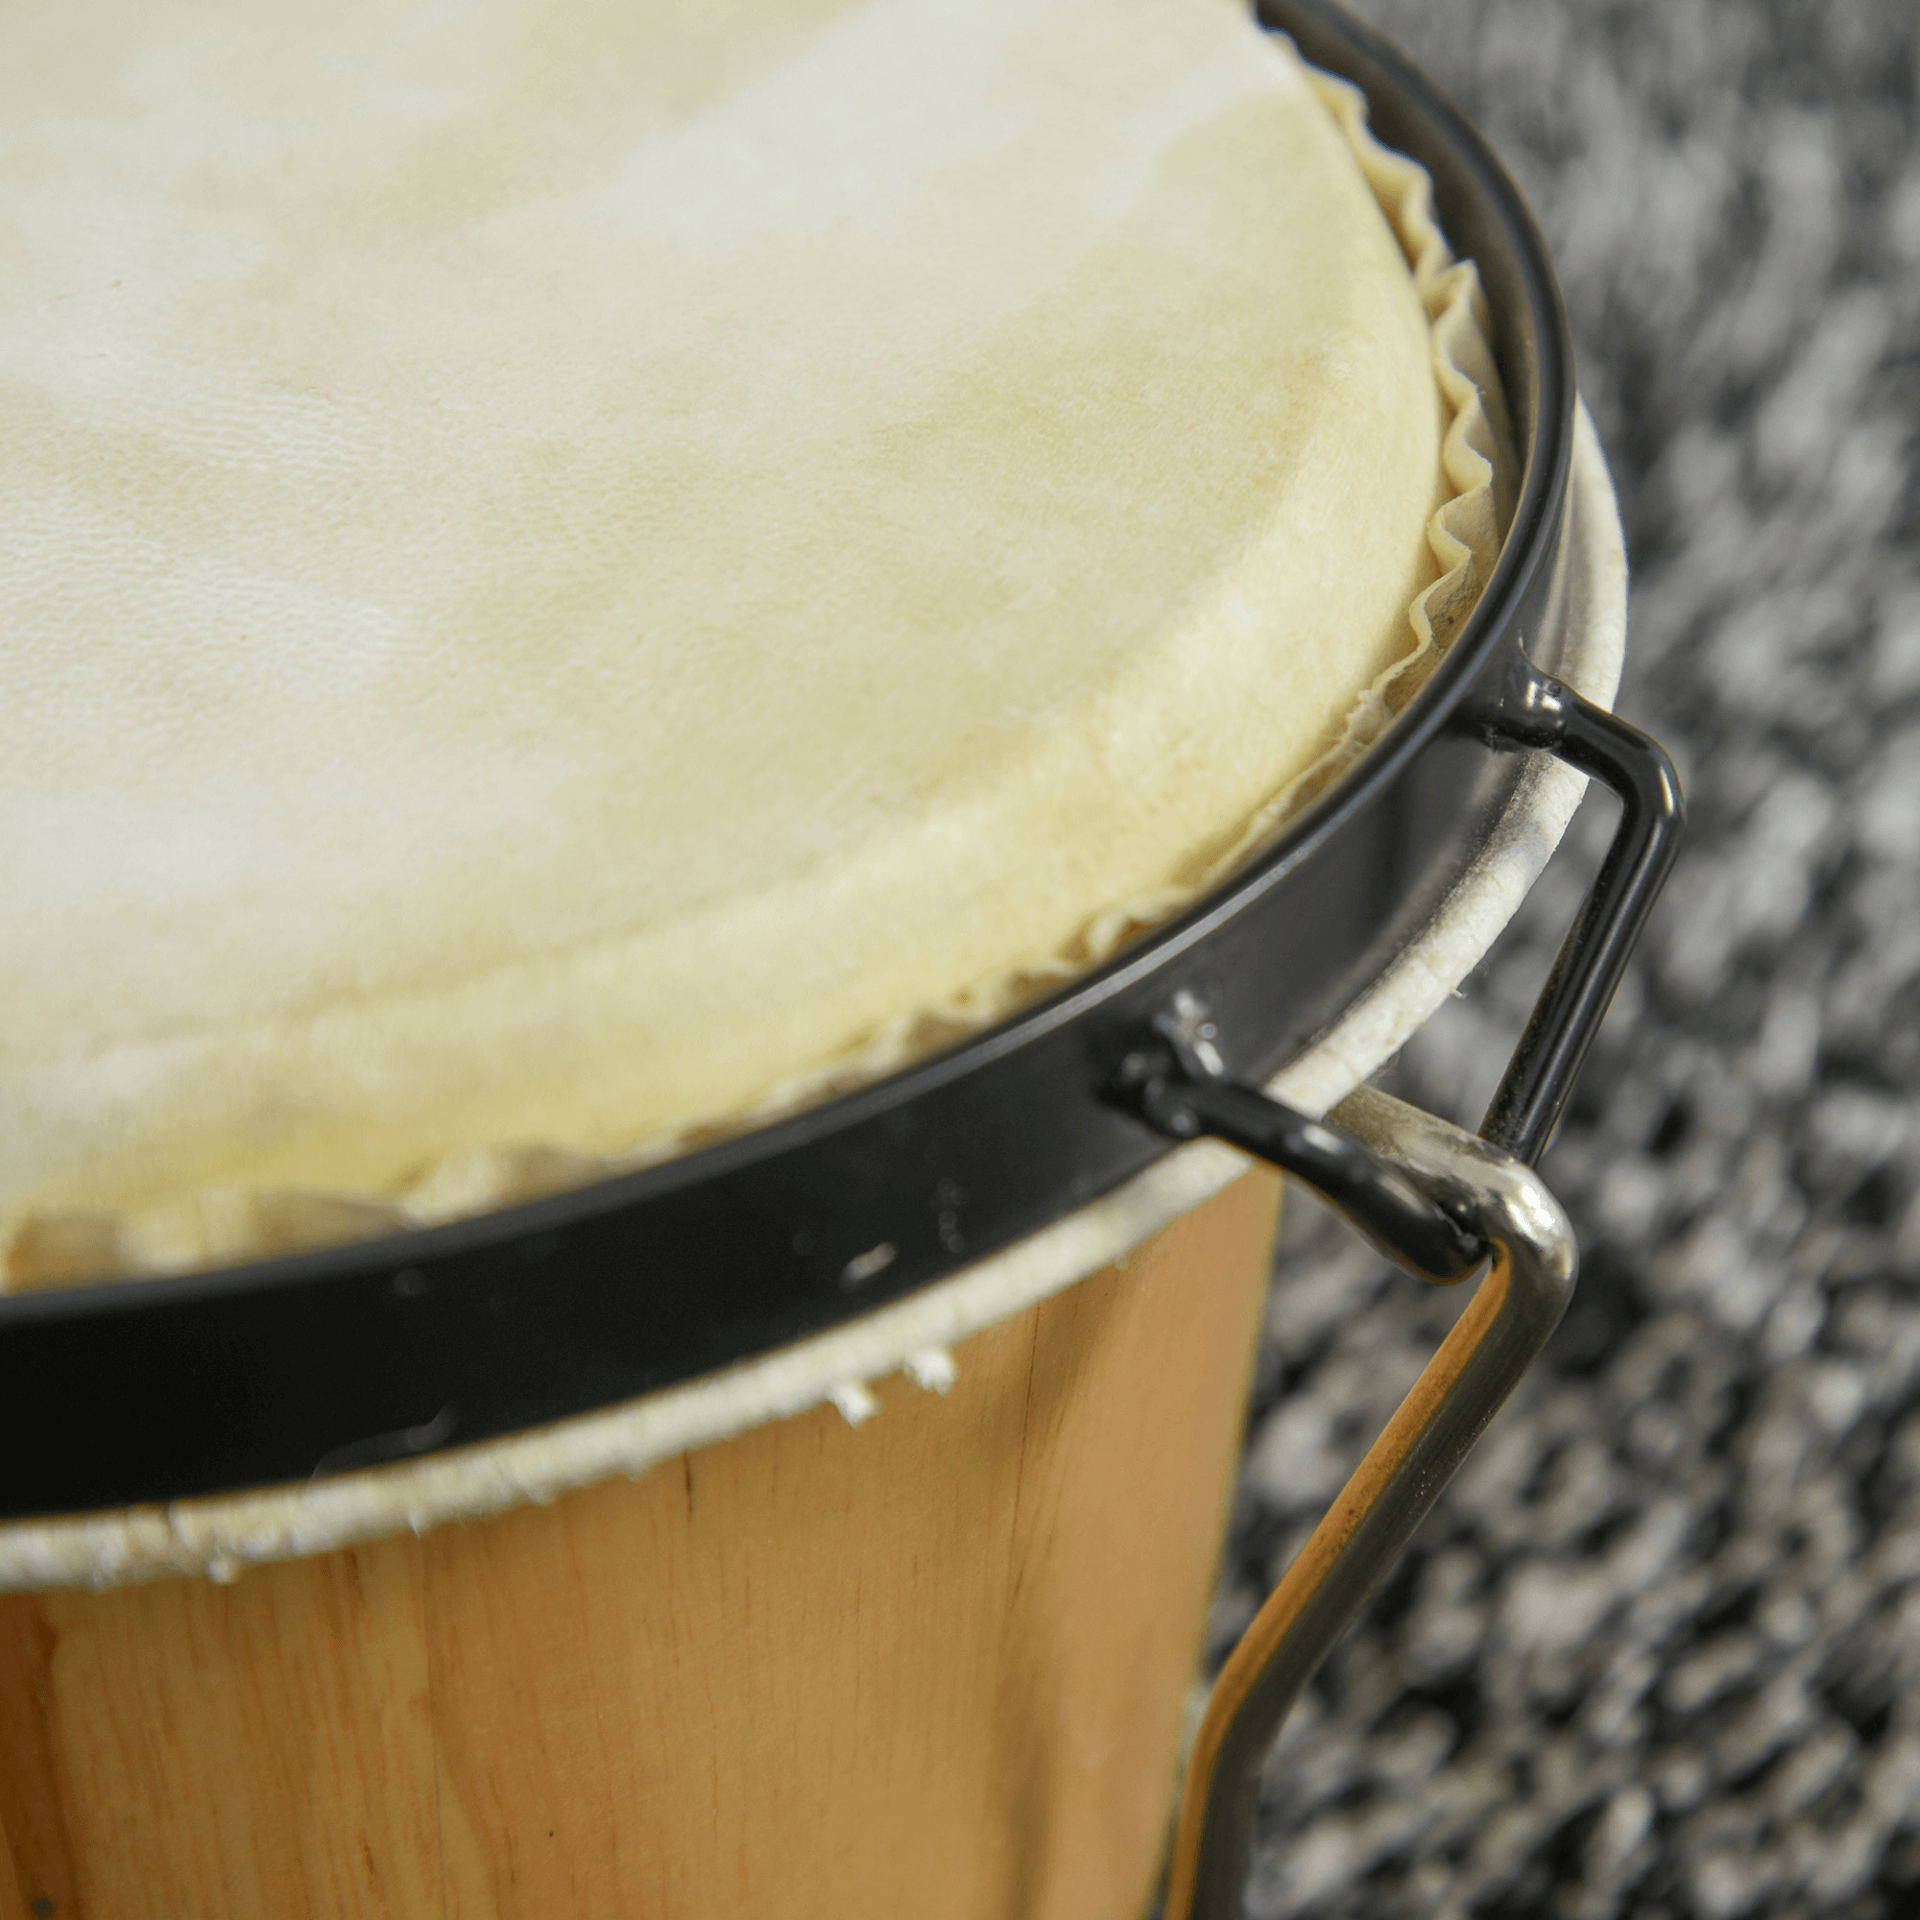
1211,2,1920,1915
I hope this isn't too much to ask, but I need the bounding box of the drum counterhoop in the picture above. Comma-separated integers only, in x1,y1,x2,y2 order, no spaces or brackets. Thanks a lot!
0,2,1682,1913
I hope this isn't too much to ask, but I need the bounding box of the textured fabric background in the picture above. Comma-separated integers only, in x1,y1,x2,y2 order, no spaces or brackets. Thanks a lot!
1210,2,1920,1915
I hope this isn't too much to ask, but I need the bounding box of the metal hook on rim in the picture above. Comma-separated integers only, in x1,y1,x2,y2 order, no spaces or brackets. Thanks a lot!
1110,993,1489,1286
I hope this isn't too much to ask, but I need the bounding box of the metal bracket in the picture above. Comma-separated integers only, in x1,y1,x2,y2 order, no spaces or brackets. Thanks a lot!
1113,647,1682,1919
1111,995,1489,1286
1473,649,1685,1163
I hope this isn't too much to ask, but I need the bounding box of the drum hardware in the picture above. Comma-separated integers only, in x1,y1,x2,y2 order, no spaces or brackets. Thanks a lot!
1473,652,1689,1163
1114,652,1682,1919
1110,997,1489,1284
1158,1087,1579,1920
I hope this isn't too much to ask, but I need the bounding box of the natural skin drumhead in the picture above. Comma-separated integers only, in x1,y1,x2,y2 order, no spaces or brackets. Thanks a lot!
0,0,1506,1285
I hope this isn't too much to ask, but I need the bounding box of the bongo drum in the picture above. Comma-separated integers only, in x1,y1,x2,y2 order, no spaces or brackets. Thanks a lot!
0,3,1681,1917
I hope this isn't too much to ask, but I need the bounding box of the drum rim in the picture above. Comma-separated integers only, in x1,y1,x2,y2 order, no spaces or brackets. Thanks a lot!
0,0,1581,1517
0,400,1627,1591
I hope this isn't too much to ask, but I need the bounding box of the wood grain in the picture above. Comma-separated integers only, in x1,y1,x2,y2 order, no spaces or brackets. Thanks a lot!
0,1170,1278,1920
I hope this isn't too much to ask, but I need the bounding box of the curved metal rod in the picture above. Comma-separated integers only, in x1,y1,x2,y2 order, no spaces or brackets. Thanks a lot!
1474,655,1686,1163
1162,1087,1576,1920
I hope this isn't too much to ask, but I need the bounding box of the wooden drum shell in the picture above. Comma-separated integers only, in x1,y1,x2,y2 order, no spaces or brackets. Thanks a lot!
0,1171,1279,1920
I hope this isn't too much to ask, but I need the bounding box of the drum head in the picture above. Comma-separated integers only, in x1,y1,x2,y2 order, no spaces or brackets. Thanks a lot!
0,0,1580,1526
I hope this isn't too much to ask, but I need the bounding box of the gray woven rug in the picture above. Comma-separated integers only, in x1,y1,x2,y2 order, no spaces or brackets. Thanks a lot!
1213,2,1920,1914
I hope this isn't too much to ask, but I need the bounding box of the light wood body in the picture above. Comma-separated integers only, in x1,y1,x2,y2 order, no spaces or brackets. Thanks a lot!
0,1170,1277,1920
